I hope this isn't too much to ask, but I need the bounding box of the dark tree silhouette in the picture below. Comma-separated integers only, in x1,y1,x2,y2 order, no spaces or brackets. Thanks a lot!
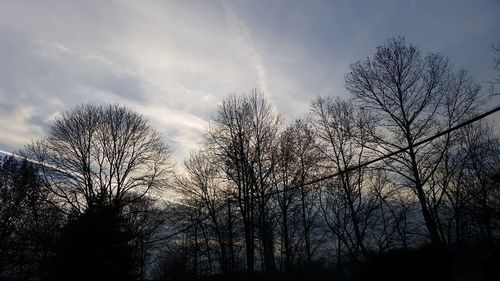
21,104,173,281
345,37,481,245
25,103,173,213
1,37,498,281
274,120,322,269
310,97,375,260
0,156,62,281
51,205,137,281
205,91,282,274
176,150,234,274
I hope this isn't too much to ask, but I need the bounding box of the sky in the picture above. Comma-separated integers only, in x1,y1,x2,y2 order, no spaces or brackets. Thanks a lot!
0,0,499,164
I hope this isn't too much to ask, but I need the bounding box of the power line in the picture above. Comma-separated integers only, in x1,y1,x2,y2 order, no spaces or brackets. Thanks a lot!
3,105,499,243
261,104,500,198
148,104,500,243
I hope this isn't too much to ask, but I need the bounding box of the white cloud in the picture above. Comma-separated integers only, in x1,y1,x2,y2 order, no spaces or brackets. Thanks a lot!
0,101,44,149
221,0,270,97
0,0,498,164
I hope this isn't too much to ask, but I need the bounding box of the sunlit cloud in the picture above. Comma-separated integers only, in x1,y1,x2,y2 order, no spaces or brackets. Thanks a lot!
0,0,498,163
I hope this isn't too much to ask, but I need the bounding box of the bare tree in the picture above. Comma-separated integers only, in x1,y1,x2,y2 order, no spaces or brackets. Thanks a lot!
345,37,481,244
273,120,322,269
205,91,282,273
310,97,374,259
25,103,172,213
456,121,500,243
124,197,169,281
368,166,418,251
290,121,323,266
206,93,256,274
273,125,298,270
175,150,234,274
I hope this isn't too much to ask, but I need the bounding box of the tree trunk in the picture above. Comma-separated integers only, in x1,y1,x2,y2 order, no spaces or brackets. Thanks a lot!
408,146,443,245
300,187,312,264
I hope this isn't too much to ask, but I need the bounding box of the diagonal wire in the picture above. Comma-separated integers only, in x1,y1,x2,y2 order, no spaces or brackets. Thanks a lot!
148,104,500,243
4,105,500,243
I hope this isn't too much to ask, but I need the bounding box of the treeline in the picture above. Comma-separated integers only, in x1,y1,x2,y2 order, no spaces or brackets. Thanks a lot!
1,38,499,281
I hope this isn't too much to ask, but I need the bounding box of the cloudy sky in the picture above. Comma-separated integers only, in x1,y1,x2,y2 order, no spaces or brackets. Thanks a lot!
0,0,499,163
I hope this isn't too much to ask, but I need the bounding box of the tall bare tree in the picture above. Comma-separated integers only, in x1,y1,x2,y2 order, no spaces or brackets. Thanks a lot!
206,91,282,273
25,103,172,213
273,120,322,269
310,97,375,259
175,150,234,274
345,37,481,244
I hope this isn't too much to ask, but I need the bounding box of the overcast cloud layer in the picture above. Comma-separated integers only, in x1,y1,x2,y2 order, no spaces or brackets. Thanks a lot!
0,0,499,163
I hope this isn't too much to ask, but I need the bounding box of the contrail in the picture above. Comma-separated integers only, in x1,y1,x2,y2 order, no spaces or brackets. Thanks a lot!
0,148,53,169
221,0,270,97
0,148,192,208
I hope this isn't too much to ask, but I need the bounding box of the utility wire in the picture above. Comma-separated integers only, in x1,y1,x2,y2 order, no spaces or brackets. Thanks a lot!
261,104,500,198
148,104,500,243
3,105,500,243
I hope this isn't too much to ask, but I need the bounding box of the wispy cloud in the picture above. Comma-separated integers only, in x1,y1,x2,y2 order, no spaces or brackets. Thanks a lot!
221,0,270,97
0,0,498,164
